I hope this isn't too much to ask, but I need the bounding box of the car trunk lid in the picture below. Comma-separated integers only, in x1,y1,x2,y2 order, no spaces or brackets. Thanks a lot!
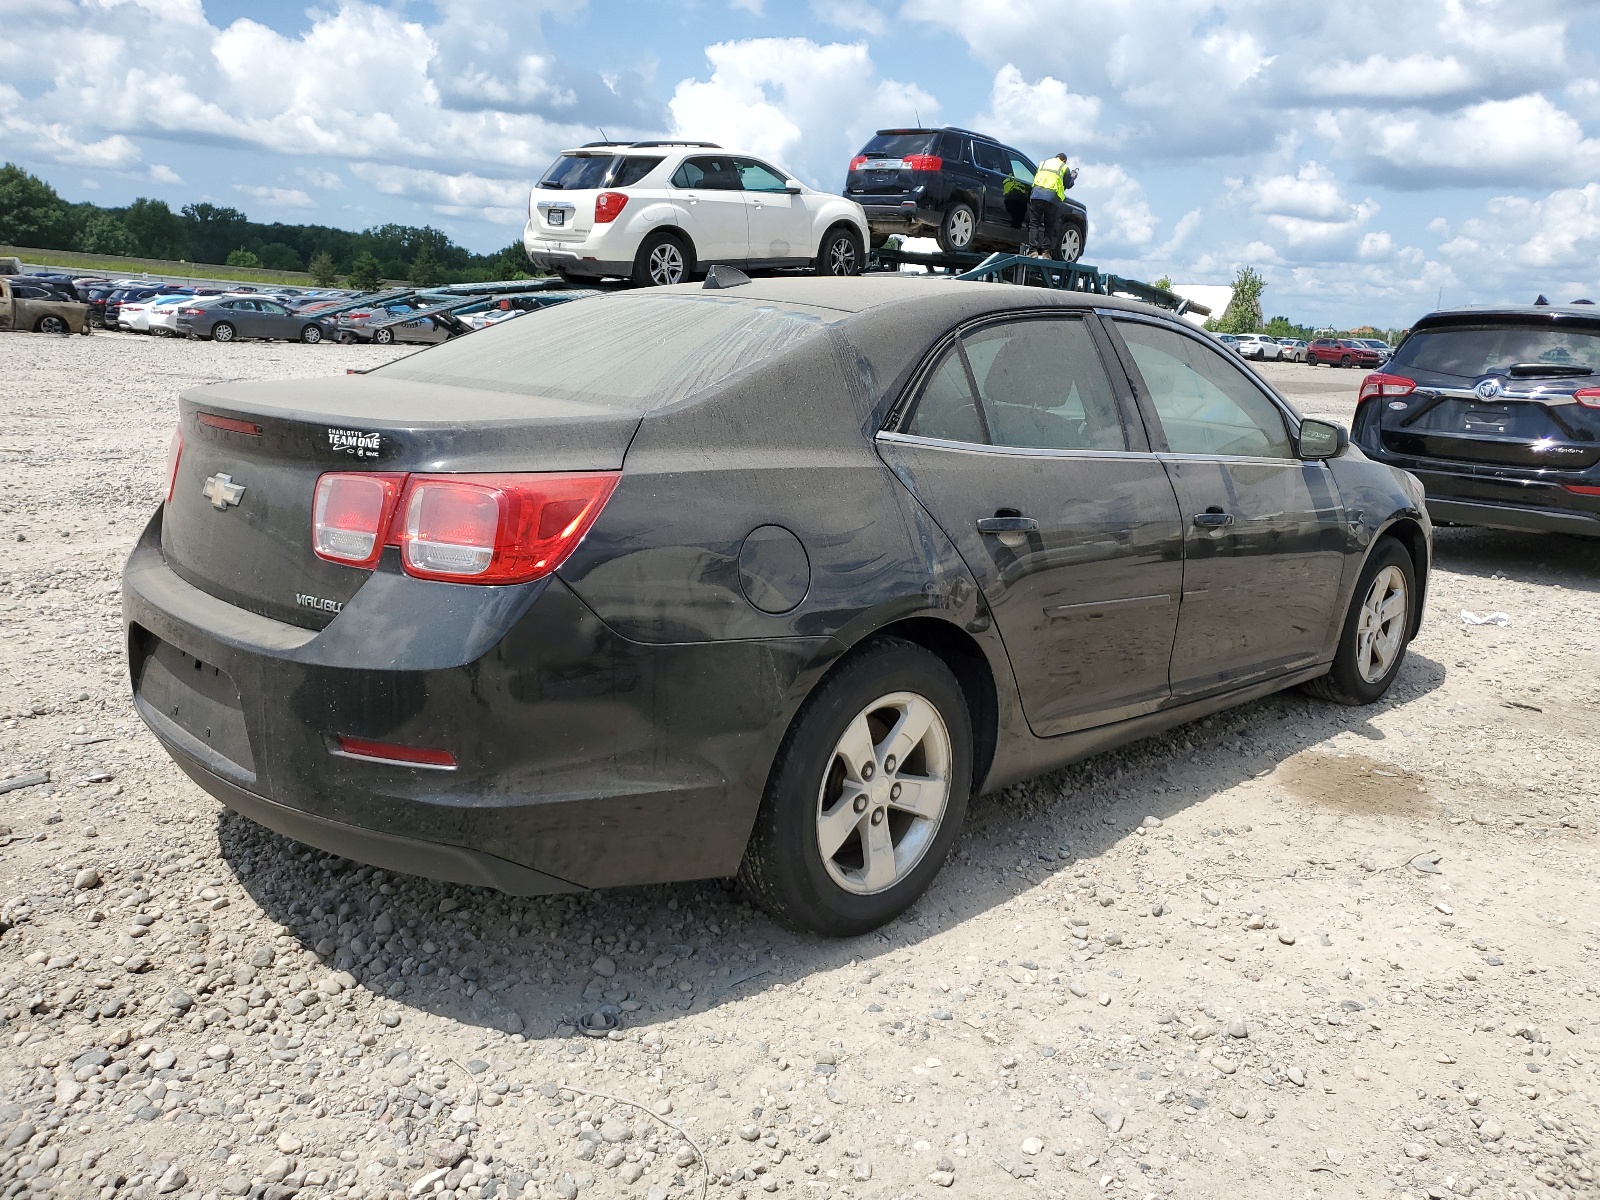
849,131,940,197
1378,380,1600,469
162,375,642,630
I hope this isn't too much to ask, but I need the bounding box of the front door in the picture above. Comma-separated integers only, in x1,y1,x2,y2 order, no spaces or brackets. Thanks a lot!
255,300,295,339
736,157,812,263
669,155,750,263
877,313,1186,737
1106,316,1347,695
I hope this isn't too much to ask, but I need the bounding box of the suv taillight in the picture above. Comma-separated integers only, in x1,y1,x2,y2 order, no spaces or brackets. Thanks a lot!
595,192,628,223
313,473,407,568
164,428,183,503
1357,373,1416,406
399,473,619,584
1574,388,1600,409
903,154,943,171
848,155,867,171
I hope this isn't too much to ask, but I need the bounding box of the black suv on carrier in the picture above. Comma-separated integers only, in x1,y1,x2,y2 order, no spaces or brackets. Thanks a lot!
845,127,1089,261
1353,304,1600,537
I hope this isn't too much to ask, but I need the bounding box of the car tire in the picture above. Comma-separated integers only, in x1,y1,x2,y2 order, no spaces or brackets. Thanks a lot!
34,315,69,335
1339,354,1352,368
632,231,693,287
1302,537,1415,707
211,322,236,343
1059,224,1084,263
815,225,862,276
737,637,973,937
372,327,395,345
300,324,322,344
936,202,977,254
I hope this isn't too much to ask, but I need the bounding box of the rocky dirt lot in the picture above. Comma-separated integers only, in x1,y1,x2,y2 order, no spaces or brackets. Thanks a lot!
0,330,1597,1200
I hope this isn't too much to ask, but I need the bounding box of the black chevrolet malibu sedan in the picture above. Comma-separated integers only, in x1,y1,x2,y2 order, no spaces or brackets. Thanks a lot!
124,277,1430,935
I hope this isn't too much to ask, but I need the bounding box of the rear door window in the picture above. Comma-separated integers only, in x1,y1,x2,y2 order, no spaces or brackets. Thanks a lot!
671,156,744,190
962,319,1127,451
937,131,972,164
906,349,987,444
973,141,1008,173
1114,320,1293,458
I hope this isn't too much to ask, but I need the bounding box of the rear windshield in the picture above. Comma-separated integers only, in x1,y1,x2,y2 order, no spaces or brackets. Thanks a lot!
1391,324,1600,380
375,294,826,408
859,133,938,159
537,153,663,190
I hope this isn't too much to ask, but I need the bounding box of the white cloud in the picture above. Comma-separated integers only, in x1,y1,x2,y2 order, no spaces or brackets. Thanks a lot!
1231,162,1380,251
974,65,1100,155
148,163,181,184
1071,163,1157,250
1301,54,1475,102
668,38,935,188
295,168,343,191
1333,93,1600,188
810,0,888,35
0,83,141,168
233,184,315,208
349,163,529,210
1439,184,1600,276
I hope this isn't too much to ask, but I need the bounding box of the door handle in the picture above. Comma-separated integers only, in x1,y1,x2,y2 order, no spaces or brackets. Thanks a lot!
977,516,1038,534
1192,510,1233,528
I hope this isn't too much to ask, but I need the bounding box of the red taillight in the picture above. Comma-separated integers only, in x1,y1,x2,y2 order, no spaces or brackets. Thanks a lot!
398,472,619,584
198,412,262,436
180,307,203,316
312,472,407,568
1574,388,1600,409
595,192,628,223
1357,372,1417,405
849,155,867,171
164,428,182,503
333,735,456,770
1564,484,1600,495
903,154,943,172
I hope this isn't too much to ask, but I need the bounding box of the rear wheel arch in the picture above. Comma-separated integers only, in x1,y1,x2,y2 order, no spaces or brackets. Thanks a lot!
838,616,999,796
1375,518,1429,638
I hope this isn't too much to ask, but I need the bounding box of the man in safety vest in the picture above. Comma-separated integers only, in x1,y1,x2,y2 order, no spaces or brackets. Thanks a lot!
1025,152,1078,257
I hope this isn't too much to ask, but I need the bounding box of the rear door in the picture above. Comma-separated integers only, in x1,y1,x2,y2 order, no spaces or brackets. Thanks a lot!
877,313,1186,737
669,155,750,263
1106,315,1347,695
737,157,812,262
1378,322,1600,471
971,140,1014,242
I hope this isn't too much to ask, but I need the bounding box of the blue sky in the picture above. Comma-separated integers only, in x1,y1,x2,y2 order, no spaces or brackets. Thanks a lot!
2,0,1598,328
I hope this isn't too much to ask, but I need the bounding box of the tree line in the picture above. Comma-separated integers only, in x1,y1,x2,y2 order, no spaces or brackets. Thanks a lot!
0,162,535,288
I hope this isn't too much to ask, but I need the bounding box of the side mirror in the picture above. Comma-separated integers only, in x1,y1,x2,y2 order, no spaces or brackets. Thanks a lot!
1299,418,1348,460
784,179,803,194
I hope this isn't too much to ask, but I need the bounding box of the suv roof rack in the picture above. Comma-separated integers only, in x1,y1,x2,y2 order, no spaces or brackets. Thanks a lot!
627,140,721,149
944,126,996,142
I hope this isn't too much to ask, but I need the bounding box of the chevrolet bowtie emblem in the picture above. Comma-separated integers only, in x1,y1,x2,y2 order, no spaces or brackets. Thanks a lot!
202,472,246,510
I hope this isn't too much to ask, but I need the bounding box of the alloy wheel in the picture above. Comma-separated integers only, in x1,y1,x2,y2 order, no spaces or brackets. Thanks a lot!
213,323,234,342
1355,565,1407,683
815,691,951,895
648,242,685,285
1059,227,1083,262
826,235,857,275
38,315,67,335
947,209,974,248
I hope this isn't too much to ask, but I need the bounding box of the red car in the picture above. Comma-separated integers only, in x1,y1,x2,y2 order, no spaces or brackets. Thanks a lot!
1307,338,1381,368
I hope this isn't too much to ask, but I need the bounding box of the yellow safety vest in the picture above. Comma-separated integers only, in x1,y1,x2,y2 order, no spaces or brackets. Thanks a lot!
1033,157,1069,200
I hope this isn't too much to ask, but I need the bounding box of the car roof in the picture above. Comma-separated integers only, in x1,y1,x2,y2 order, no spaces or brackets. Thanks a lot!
1413,304,1600,331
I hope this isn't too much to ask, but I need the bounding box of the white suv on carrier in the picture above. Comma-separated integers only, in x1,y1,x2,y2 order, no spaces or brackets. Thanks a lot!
523,141,870,286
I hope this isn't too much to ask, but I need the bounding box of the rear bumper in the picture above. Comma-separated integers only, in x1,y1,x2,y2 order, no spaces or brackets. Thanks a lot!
1426,497,1600,537
122,508,831,892
859,202,941,234
522,219,634,278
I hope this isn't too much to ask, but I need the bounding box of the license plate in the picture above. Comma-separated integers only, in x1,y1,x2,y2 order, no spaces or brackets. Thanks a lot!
1464,407,1510,429
547,210,564,226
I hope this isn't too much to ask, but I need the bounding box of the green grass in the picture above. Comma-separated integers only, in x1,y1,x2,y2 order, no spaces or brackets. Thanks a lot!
1,245,403,288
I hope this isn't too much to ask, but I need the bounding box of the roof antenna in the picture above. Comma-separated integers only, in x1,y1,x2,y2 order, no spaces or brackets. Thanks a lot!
599,128,610,143
915,109,922,128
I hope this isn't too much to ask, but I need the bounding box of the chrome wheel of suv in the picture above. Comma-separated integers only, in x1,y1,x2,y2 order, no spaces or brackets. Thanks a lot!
1059,225,1083,263
646,240,686,286
938,203,976,253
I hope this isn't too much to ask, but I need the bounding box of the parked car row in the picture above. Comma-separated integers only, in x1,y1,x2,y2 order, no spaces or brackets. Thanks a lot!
522,125,1096,286
1210,332,1394,367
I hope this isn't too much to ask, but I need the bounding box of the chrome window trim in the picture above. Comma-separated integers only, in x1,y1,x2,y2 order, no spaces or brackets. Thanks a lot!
876,429,1159,463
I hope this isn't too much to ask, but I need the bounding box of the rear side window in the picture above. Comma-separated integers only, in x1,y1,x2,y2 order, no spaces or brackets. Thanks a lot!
860,132,938,158
538,154,615,190
1390,324,1600,379
376,294,824,409
907,350,987,444
937,132,972,163
1114,321,1292,458
608,156,663,187
963,319,1126,450
973,141,1008,173
671,156,744,190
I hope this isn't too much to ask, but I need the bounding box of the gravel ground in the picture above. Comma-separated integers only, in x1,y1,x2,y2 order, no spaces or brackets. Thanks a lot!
1,330,1598,1200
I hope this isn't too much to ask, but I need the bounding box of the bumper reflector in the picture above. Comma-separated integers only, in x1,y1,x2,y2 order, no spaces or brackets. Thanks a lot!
333,735,457,770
